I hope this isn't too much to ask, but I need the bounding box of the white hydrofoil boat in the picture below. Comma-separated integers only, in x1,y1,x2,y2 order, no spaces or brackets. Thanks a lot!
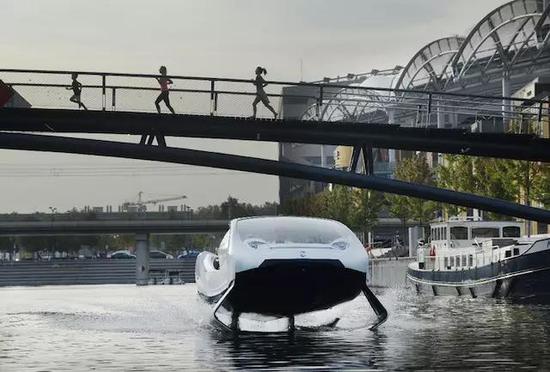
195,216,387,332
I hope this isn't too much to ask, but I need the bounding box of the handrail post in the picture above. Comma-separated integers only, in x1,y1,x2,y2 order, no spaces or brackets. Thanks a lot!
210,80,216,116
102,75,106,111
318,86,324,121
538,101,544,135
111,87,116,111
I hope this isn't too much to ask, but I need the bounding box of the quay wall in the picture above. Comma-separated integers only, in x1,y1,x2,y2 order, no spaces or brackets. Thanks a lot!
0,259,196,287
368,257,413,288
0,257,413,288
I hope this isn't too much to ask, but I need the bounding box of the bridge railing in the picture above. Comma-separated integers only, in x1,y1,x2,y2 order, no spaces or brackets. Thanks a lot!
1,69,549,136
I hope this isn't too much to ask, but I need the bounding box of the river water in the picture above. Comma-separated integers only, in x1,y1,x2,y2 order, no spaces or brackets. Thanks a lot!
1,284,550,371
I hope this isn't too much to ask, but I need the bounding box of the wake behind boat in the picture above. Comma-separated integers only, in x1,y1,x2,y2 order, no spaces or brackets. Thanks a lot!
408,217,550,301
195,216,387,332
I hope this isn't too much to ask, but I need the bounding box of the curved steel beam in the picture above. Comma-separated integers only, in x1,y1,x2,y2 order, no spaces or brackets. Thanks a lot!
395,37,465,91
0,132,548,223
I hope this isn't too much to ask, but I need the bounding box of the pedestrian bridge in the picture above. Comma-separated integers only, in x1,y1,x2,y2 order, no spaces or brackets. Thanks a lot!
0,69,549,223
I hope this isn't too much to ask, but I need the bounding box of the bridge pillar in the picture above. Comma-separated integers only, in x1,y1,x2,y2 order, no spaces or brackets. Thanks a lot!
135,233,150,286
387,108,396,164
502,72,512,131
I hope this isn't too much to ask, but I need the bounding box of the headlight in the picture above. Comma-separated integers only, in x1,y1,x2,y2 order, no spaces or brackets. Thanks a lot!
246,239,267,249
331,240,349,250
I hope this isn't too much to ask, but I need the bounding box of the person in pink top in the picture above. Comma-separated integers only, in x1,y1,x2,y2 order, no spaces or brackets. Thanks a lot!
154,65,175,114
140,66,175,146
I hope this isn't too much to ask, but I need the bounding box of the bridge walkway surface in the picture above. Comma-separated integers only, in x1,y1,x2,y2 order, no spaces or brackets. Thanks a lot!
0,69,549,161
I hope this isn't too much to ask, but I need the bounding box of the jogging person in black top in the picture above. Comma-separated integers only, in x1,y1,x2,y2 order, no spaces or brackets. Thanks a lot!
155,65,175,114
67,73,87,110
251,66,277,119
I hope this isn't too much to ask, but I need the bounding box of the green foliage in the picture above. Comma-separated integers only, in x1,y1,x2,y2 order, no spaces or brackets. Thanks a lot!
281,185,385,240
387,154,438,225
438,154,550,219
195,197,278,219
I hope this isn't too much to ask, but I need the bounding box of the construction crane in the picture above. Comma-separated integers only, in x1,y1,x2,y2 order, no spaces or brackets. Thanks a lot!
122,192,187,212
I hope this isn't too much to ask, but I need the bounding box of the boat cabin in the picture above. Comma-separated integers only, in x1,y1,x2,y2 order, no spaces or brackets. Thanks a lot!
429,217,521,251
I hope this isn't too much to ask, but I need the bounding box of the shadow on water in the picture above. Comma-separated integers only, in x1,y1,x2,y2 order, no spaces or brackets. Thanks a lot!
210,328,387,370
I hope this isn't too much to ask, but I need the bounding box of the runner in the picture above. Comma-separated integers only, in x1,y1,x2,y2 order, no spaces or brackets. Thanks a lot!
67,73,88,110
251,66,277,119
154,65,175,114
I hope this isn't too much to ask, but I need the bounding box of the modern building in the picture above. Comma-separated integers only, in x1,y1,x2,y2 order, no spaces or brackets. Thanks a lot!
279,0,550,207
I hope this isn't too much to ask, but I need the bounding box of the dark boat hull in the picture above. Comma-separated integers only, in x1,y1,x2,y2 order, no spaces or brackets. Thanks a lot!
226,259,365,316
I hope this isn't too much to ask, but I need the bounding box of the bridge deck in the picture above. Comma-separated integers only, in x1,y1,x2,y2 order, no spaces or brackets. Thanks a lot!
1,108,548,162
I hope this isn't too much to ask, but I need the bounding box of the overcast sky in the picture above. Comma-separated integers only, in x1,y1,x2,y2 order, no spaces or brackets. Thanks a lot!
2,0,508,213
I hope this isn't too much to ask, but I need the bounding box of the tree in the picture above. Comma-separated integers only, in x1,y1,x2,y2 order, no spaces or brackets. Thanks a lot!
351,189,384,243
316,185,354,226
387,154,438,234
438,154,550,219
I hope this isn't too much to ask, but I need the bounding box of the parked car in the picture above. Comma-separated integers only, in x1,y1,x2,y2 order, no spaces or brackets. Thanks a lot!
108,250,136,259
149,250,174,259
177,250,201,259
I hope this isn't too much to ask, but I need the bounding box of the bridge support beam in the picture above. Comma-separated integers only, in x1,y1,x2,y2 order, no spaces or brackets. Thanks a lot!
135,233,150,286
0,133,548,223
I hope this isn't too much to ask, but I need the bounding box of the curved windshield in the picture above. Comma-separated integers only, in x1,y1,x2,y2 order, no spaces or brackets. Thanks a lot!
236,217,354,245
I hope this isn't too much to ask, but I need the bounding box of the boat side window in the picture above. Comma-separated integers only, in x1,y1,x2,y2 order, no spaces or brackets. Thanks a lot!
503,226,521,238
450,226,468,240
443,227,447,240
472,227,499,239
450,256,455,267
444,257,449,269
468,254,473,267
462,255,467,267
505,250,512,258
513,248,520,256
456,256,461,267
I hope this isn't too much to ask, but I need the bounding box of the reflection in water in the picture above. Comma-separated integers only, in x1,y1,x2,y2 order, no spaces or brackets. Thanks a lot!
1,284,550,370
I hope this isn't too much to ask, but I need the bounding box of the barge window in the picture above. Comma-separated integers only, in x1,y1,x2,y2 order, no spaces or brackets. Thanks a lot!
503,226,521,238
450,226,468,240
468,255,473,267
450,256,455,267
462,255,467,267
456,256,461,267
505,250,512,258
513,248,520,256
472,227,499,239
444,257,449,268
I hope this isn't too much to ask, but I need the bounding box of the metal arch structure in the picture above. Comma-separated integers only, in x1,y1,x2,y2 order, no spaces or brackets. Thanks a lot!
395,37,465,92
300,72,401,124
300,86,394,124
452,0,550,86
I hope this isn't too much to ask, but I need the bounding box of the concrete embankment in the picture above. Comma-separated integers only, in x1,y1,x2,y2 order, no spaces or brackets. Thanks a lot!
368,257,413,288
0,259,196,286
0,257,413,288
